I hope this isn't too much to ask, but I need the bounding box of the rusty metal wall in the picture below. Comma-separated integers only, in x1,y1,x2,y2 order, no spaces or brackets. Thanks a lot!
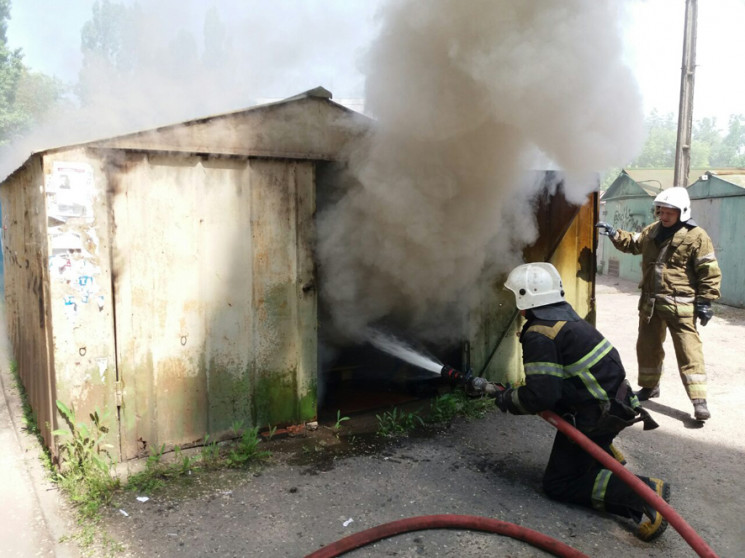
42,150,118,457
552,194,597,321
109,152,317,460
1,149,118,455
0,155,57,449
470,189,597,386
0,94,362,463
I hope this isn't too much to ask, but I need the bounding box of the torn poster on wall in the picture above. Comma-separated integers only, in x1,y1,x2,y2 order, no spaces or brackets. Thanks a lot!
49,230,102,299
45,161,95,223
45,162,104,323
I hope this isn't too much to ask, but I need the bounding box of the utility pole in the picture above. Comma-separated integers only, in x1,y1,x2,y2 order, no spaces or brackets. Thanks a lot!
674,0,697,188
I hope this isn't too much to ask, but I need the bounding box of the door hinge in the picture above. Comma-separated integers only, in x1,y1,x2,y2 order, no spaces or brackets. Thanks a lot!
115,380,123,407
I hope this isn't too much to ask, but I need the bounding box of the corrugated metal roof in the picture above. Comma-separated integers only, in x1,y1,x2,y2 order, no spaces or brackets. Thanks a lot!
624,168,745,190
34,86,368,158
702,170,745,187
30,87,371,163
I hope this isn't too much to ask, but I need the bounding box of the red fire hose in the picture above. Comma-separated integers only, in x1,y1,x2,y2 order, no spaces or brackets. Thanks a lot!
539,409,719,558
305,514,589,558
306,409,719,558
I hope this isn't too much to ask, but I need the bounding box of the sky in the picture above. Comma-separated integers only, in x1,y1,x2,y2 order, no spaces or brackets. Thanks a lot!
6,0,745,127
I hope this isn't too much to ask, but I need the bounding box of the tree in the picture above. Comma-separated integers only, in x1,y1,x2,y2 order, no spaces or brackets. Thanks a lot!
712,115,745,168
629,110,677,168
0,0,65,148
626,111,745,171
0,0,26,144
80,0,140,74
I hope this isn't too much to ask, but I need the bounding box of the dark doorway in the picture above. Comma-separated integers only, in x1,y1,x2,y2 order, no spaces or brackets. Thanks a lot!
314,162,465,421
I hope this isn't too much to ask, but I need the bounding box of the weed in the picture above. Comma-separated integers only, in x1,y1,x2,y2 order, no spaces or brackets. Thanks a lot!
226,426,271,468
265,424,278,441
52,401,120,519
428,392,463,423
231,420,245,436
172,445,196,475
126,444,198,494
200,434,221,468
333,410,350,432
126,444,167,493
428,391,494,424
376,407,424,437
9,360,41,439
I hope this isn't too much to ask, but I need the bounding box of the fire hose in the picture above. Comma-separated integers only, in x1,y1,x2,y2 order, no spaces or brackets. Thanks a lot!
307,367,719,558
305,514,589,558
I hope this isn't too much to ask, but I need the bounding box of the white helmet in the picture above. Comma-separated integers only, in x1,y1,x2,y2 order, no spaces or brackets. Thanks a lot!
654,186,691,222
505,262,565,310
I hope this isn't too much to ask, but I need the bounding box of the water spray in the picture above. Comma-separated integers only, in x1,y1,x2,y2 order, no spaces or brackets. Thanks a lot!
366,329,498,394
365,329,443,374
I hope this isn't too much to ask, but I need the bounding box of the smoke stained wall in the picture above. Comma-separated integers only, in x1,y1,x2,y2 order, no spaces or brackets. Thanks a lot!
317,0,644,343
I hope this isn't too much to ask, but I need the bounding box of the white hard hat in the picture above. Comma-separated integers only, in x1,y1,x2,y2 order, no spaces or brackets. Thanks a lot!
654,186,691,222
504,262,565,310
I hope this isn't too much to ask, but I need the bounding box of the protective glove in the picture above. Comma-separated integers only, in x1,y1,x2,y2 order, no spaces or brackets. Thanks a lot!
494,389,510,413
595,221,617,238
695,301,713,326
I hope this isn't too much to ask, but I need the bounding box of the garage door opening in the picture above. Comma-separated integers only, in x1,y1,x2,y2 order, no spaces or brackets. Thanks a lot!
316,326,465,422
314,162,466,421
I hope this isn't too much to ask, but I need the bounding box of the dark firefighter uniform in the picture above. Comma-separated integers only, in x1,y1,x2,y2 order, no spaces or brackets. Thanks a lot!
499,301,658,523
610,221,721,400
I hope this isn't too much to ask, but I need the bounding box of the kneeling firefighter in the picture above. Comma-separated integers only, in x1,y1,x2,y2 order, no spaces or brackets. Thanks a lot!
497,262,669,541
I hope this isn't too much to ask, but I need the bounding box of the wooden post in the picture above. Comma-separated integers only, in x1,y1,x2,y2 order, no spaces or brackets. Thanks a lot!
673,0,697,188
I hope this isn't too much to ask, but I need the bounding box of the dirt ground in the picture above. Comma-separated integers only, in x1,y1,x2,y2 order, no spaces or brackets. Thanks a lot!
26,274,745,557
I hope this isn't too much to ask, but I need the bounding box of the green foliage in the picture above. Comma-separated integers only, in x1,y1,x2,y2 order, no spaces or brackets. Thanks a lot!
627,110,745,171
376,407,424,437
428,393,463,423
199,434,221,468
226,426,271,468
333,410,350,432
630,110,677,168
81,0,140,73
0,0,26,144
52,401,119,518
428,391,493,424
265,424,278,441
0,0,65,146
714,115,745,167
126,444,197,494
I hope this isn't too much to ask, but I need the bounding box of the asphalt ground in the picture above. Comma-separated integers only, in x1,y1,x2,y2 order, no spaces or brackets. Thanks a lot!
2,275,744,557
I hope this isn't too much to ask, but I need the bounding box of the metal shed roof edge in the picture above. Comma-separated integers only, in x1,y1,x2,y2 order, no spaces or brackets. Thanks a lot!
29,85,369,159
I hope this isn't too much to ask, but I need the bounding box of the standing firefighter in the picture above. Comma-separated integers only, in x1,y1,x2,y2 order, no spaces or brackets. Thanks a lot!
596,186,721,421
498,262,669,541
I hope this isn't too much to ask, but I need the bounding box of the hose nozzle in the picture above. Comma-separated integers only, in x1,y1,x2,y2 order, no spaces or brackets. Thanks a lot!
441,365,472,385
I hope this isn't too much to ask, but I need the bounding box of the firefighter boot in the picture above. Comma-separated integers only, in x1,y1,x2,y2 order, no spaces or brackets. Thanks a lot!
693,399,711,421
637,478,671,542
636,386,660,401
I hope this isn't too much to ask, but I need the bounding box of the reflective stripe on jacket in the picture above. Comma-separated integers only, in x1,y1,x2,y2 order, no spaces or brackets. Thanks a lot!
611,221,721,308
508,306,627,425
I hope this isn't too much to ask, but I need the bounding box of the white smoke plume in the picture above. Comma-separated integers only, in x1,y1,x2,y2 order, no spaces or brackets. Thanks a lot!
317,0,644,342
0,0,378,179
3,0,644,346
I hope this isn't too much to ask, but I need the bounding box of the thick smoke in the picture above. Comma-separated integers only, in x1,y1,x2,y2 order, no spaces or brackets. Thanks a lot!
4,0,645,346
317,0,644,342
0,0,378,179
